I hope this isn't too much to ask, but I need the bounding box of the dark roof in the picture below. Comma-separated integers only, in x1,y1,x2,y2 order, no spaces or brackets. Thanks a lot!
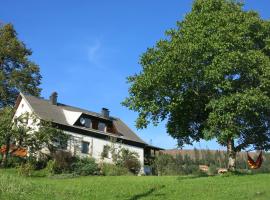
20,93,146,145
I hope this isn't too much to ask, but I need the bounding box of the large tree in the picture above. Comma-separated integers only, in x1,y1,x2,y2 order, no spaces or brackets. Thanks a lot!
123,0,270,171
0,23,41,108
0,107,14,166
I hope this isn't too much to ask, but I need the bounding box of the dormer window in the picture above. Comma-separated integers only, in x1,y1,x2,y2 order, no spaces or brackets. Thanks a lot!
79,117,91,128
98,122,106,132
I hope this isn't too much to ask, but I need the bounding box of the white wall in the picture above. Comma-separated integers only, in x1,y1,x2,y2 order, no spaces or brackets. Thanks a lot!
14,98,32,117
65,131,144,168
14,97,40,132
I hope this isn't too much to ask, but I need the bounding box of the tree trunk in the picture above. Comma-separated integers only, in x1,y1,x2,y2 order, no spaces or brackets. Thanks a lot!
1,138,10,167
227,138,236,171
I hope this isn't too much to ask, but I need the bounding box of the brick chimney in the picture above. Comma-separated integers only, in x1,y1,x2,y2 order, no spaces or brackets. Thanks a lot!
101,108,109,118
49,92,58,105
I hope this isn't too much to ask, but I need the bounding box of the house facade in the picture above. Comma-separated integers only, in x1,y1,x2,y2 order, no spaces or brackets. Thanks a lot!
14,92,162,171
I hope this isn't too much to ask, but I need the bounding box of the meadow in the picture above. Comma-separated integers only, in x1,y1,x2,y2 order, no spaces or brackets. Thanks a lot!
0,169,269,200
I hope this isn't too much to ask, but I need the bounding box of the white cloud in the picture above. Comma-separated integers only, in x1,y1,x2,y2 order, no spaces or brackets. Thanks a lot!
87,39,102,64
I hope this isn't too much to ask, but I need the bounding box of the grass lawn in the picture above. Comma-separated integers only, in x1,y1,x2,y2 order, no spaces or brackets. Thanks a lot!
0,169,269,200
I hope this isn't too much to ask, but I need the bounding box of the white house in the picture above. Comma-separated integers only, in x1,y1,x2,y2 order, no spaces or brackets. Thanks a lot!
13,92,162,170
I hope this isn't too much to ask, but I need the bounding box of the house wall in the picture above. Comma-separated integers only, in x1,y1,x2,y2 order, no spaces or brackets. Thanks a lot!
14,98,40,132
14,97,32,117
65,131,144,168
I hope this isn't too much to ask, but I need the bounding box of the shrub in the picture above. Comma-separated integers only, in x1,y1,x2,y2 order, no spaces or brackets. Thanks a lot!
154,154,176,176
72,157,99,176
35,159,48,170
208,164,218,175
52,150,74,173
100,163,132,176
6,156,26,168
17,162,35,177
117,149,141,174
44,159,56,175
182,164,200,175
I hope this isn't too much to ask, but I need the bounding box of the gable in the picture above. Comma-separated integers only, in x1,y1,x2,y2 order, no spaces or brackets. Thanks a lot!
63,109,82,125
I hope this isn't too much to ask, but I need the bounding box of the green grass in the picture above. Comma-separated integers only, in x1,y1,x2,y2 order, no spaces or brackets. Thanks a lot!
0,169,269,200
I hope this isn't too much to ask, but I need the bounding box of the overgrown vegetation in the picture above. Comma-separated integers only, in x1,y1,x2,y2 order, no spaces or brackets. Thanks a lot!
151,149,270,176
101,140,141,175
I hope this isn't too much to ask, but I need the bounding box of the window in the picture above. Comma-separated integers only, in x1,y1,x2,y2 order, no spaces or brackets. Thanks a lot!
53,138,68,150
98,122,106,132
81,141,89,154
84,118,91,128
59,140,68,150
79,117,92,128
101,145,110,158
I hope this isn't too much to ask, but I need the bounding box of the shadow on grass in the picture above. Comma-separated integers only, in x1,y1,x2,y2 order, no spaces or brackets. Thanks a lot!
128,185,165,200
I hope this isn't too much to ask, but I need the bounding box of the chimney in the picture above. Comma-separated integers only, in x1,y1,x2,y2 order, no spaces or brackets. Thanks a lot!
49,92,58,105
101,108,109,118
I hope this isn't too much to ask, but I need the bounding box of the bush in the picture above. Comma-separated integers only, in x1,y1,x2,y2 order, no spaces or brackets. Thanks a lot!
114,148,141,175
6,156,26,168
100,163,132,176
208,164,218,175
52,150,74,173
17,162,35,177
72,157,99,176
154,154,208,176
154,154,177,176
182,164,200,175
44,159,56,175
118,149,141,174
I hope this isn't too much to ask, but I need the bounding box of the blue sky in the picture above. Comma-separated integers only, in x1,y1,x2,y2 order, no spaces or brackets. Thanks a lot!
1,0,270,149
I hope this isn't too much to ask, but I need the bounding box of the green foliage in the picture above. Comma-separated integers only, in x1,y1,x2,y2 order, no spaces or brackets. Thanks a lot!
208,164,218,175
102,141,141,175
100,163,132,176
44,160,56,176
0,23,41,108
0,107,14,145
0,109,69,167
153,154,201,176
115,148,141,174
6,156,25,168
51,150,74,174
17,162,35,177
44,153,99,176
154,154,177,175
0,107,15,167
153,149,270,176
122,0,270,158
72,157,99,176
34,121,70,156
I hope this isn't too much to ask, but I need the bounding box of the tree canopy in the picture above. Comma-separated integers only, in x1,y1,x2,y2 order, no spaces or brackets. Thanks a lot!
0,109,70,166
123,0,270,169
0,23,41,108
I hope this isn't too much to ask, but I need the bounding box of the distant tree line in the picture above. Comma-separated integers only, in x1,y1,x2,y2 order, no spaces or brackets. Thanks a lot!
151,149,270,176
